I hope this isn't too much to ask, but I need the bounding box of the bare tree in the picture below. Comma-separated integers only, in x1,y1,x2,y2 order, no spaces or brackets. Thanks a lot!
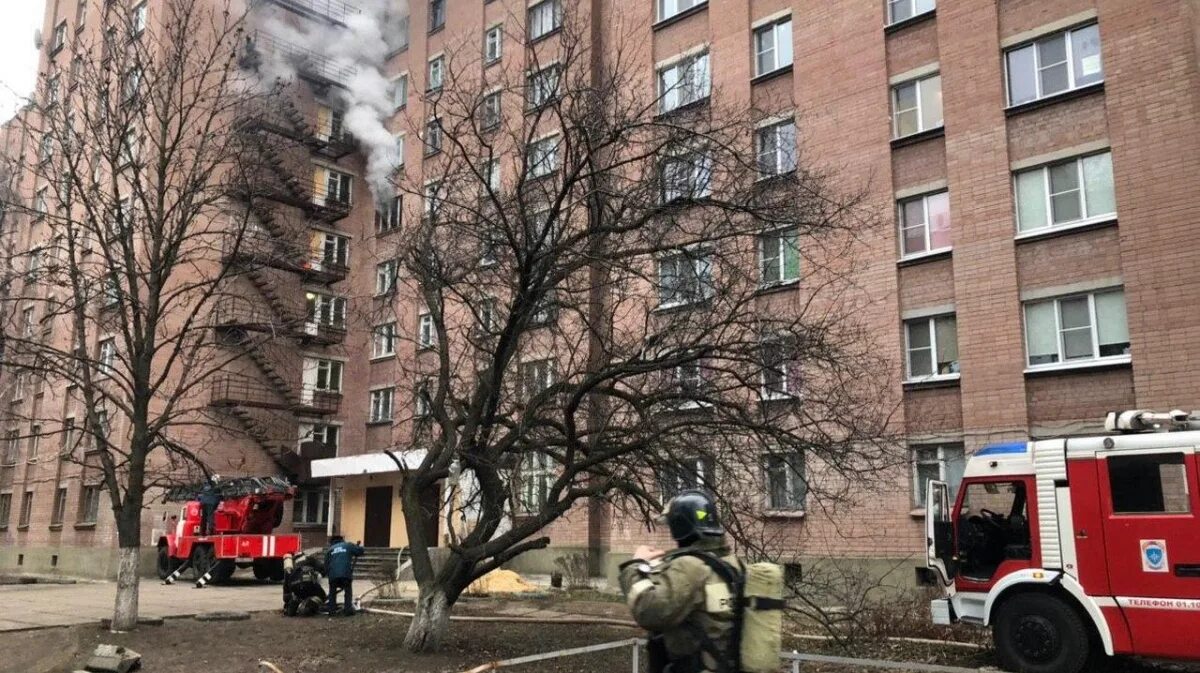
375,11,898,652
0,0,296,630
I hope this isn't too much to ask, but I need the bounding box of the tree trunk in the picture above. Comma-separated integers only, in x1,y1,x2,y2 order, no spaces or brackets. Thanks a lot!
110,546,141,631
403,585,451,653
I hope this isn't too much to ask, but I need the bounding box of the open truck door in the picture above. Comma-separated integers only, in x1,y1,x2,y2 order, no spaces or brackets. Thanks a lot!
926,480,954,586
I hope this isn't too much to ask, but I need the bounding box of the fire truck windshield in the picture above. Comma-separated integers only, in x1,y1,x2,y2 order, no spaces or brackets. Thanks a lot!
957,480,1032,581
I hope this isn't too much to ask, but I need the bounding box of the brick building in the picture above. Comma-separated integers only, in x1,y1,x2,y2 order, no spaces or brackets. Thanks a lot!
1,0,1198,584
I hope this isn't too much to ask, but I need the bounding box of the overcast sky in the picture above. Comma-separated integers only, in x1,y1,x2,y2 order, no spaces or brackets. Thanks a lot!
0,0,47,122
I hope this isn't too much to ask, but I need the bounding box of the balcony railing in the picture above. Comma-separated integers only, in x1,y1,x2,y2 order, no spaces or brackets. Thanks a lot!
209,375,341,415
308,183,353,222
212,299,347,345
255,0,361,26
224,232,349,283
245,32,357,89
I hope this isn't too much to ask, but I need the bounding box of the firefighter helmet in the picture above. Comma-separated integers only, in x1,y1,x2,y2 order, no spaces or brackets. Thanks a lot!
665,489,724,542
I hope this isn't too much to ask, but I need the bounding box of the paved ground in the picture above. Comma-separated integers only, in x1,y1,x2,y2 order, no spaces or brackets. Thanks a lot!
0,578,281,631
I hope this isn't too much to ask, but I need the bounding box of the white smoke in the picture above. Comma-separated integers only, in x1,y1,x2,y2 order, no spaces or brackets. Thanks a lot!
255,0,408,200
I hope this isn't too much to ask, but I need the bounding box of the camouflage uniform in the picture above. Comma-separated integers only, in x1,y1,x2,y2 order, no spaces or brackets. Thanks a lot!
619,536,741,673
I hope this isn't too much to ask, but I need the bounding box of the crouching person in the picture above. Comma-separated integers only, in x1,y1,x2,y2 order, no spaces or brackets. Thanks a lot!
282,551,326,617
324,535,364,616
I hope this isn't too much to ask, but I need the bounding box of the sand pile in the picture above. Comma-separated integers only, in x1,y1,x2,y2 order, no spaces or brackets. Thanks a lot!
466,569,539,595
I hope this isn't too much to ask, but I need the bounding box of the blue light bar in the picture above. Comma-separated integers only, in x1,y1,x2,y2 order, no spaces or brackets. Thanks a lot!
977,442,1028,456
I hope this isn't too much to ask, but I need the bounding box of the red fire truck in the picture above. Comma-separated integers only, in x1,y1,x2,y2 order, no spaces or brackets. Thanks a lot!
926,410,1200,673
156,476,301,583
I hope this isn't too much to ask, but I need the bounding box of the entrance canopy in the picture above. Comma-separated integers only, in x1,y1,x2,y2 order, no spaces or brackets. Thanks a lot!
310,449,428,479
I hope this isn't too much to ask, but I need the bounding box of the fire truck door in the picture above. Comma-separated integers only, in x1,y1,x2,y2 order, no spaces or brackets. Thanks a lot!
1098,448,1200,658
926,480,954,585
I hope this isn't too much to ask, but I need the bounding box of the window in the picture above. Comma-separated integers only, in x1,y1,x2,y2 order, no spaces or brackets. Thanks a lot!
39,136,54,164
415,378,433,417
418,312,436,349
132,2,148,36
0,493,10,528
51,486,68,525
530,291,557,325
528,0,561,40
756,119,796,177
1108,453,1191,514
19,491,33,528
293,487,329,525
672,362,707,406
658,51,711,113
34,187,48,216
423,181,443,220
485,25,503,64
1015,152,1115,234
22,307,35,337
392,74,408,109
318,232,349,268
392,133,405,170
80,484,101,523
1024,289,1129,368
658,0,704,22
765,452,806,510
887,0,934,25
424,118,443,155
322,168,353,206
482,159,501,192
376,259,398,295
759,229,799,286
527,135,560,178
103,274,121,307
658,249,713,308
518,452,553,511
51,21,67,53
313,359,343,392
315,104,346,143
300,422,340,451
46,75,60,109
92,408,110,443
376,195,402,233
760,339,797,399
481,91,502,130
62,418,76,454
429,0,445,32
77,0,87,25
753,17,793,77
661,149,712,202
427,54,445,91
527,65,560,109
480,229,500,266
892,74,942,138
98,338,116,376
1005,24,1102,107
899,191,951,257
3,430,18,465
305,292,347,329
522,359,555,401
478,297,499,333
912,443,964,507
905,314,959,380
369,387,394,423
373,322,397,357
123,67,142,101
660,457,713,499
28,425,41,461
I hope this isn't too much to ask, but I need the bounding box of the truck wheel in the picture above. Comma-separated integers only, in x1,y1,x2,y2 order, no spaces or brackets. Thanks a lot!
252,559,285,582
993,593,1091,673
210,559,235,583
156,546,176,580
191,545,216,581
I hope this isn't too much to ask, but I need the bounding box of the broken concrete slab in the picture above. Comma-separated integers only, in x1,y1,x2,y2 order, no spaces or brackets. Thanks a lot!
84,644,141,673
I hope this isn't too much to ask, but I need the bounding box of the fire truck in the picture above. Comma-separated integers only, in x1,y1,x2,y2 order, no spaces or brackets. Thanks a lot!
156,476,301,584
926,410,1200,673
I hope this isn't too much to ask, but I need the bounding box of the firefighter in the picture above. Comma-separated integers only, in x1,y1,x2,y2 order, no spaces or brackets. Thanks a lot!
282,551,327,617
619,490,742,673
324,535,364,616
198,476,221,536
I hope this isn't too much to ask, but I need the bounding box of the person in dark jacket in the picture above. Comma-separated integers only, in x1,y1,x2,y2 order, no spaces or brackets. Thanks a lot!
198,478,221,536
282,551,327,617
324,535,365,615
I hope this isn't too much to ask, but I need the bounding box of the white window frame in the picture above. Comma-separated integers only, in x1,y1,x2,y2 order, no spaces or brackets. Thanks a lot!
418,312,436,349
373,322,397,358
427,54,445,91
522,359,555,401
758,228,799,287
479,296,499,333
755,118,797,178
658,0,706,23
753,16,793,77
912,443,964,508
481,90,502,130
887,0,935,26
527,0,561,41
904,314,960,382
760,338,797,400
392,73,409,109
898,190,952,258
658,50,711,113
660,456,713,499
415,378,434,417
306,292,347,329
484,24,503,64
292,486,330,525
660,147,713,203
429,0,446,32
527,64,560,109
1023,289,1130,372
657,248,713,309
527,135,560,179
891,73,942,139
1004,23,1103,108
424,181,443,219
132,2,148,36
424,118,443,155
369,387,395,423
1014,152,1115,237
518,452,553,511
313,359,343,393
319,232,349,267
764,451,806,511
376,195,402,233
98,338,117,376
375,259,398,295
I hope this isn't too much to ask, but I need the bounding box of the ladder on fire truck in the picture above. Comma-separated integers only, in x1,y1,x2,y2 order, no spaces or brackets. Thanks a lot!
1105,409,1200,433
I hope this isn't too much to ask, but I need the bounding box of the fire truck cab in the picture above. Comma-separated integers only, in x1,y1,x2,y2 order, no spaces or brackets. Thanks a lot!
927,410,1200,673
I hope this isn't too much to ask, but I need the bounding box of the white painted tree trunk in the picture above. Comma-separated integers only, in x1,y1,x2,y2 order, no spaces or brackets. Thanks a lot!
403,587,451,652
110,546,141,631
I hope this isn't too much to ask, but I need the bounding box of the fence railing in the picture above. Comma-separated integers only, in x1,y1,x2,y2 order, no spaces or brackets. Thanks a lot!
249,32,357,86
257,0,361,25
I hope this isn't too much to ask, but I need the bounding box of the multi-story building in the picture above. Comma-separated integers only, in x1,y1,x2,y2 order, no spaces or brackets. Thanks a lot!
2,0,1198,585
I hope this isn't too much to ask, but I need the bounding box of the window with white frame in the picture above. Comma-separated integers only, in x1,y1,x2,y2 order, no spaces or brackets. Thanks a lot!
427,55,444,91
39,136,53,164
322,168,353,206
527,64,560,109
759,229,799,286
527,135,560,179
0,493,10,528
424,181,443,220
305,292,346,329
482,159,501,192
765,452,806,510
658,51,711,113
300,422,340,450
415,378,433,417
123,66,142,101
369,387,394,422
19,491,33,528
34,187,47,216
51,485,67,524
316,104,344,143
373,322,397,357
756,118,796,177
52,21,67,53
522,359,555,401
760,338,797,399
481,91,502,130
753,16,792,77
98,338,116,376
1014,152,1114,234
887,0,934,25
21,307,35,337
313,359,343,392
392,74,408,109
905,314,959,380
132,2,148,36
892,73,942,138
899,191,951,257
1005,24,1102,107
518,452,553,511
658,0,705,23
661,148,712,202
660,456,713,499
478,297,499,333
527,0,561,40
658,249,713,308
672,362,707,405
1024,288,1129,368
531,291,557,325
79,484,101,523
319,232,349,267
3,430,18,464
292,487,329,525
484,24,503,64
375,259,398,295
418,312,436,349
376,195,402,233
913,443,964,507
424,117,443,154
391,133,405,170
28,425,41,461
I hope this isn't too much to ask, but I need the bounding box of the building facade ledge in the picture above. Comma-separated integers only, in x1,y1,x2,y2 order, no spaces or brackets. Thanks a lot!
890,126,944,150
885,9,936,36
1005,82,1105,118
1014,216,1117,244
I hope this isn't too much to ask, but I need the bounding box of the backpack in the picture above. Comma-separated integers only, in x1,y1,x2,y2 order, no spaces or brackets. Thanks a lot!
674,550,785,673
